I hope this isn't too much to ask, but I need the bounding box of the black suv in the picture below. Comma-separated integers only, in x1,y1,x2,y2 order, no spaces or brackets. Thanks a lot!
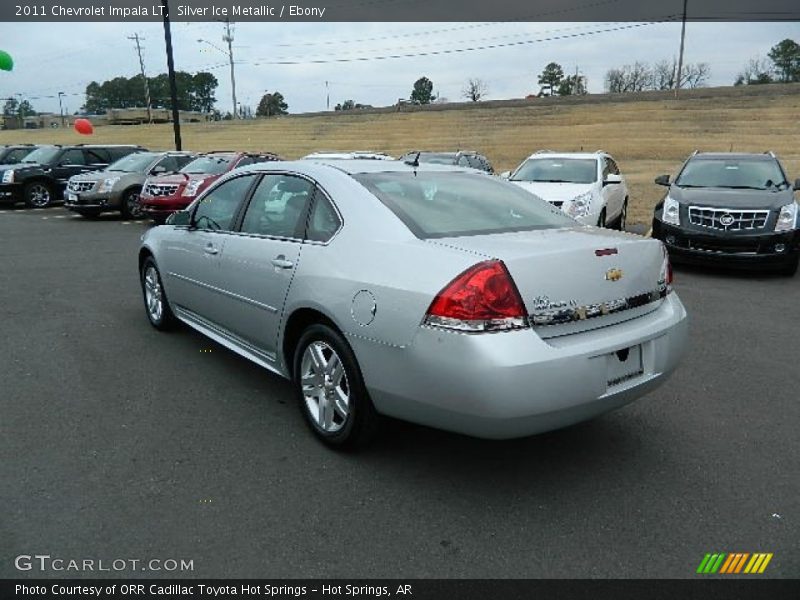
652,152,800,276
0,144,146,208
399,150,494,173
0,144,39,165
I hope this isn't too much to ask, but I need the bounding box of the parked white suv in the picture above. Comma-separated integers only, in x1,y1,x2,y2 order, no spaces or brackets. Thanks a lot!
502,151,629,229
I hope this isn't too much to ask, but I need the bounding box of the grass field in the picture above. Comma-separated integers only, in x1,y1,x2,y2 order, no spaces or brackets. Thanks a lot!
2,85,799,225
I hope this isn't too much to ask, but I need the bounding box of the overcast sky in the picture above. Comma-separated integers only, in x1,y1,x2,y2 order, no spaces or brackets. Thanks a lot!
1,21,798,115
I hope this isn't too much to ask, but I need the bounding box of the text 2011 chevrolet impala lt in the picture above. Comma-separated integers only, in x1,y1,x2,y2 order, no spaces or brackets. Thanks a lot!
139,161,688,448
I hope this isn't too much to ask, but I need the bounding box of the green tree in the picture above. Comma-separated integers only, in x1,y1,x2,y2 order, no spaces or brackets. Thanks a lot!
3,97,19,116
767,38,800,83
17,99,35,118
410,77,435,105
83,71,218,113
537,62,564,95
335,99,356,111
256,92,288,117
557,74,587,96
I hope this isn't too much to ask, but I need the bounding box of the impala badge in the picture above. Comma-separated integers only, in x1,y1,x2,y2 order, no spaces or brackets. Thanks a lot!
605,268,624,282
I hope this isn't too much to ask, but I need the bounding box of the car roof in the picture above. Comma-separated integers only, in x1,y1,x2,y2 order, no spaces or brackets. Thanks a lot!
523,152,605,160
238,158,483,177
688,152,776,161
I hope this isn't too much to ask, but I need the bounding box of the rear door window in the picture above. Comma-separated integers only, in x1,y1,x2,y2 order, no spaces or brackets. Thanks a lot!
239,174,314,238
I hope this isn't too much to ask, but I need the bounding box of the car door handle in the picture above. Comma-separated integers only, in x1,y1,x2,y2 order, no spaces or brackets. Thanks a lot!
203,245,219,255
271,256,294,269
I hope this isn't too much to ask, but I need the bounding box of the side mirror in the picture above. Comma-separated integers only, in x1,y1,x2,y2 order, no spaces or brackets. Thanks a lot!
654,174,670,186
603,173,622,186
167,210,192,227
500,171,511,179
794,178,800,191
151,165,167,175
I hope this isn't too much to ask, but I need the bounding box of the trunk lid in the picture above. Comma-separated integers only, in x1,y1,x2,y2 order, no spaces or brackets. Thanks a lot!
431,227,667,337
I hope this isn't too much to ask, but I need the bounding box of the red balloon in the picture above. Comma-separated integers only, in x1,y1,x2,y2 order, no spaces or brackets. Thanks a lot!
74,118,93,135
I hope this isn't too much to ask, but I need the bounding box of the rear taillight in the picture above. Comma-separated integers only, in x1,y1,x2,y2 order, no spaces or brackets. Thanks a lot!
660,244,673,293
424,260,529,332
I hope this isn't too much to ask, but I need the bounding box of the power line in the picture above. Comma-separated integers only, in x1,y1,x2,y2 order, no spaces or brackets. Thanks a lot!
247,20,680,67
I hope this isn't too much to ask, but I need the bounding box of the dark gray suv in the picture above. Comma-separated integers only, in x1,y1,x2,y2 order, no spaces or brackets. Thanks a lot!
652,152,800,276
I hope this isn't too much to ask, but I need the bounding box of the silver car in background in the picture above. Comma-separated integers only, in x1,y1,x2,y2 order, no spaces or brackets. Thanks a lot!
139,161,688,448
65,151,195,219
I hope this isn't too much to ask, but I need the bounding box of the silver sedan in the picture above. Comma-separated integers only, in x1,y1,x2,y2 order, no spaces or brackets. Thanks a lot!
139,160,688,448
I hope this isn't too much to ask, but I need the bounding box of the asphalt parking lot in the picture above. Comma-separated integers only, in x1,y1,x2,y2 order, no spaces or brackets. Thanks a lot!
1,205,798,579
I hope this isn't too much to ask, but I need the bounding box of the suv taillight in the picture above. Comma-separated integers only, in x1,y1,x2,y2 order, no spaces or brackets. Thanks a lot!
424,260,529,332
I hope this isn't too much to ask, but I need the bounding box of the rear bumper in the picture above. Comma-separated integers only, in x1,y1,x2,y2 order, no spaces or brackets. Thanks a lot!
349,293,688,439
653,217,800,269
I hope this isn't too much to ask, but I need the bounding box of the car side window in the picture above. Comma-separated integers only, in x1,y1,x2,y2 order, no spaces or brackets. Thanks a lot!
600,158,610,181
240,174,314,238
193,175,255,232
307,189,342,243
61,149,86,165
156,156,179,173
236,156,255,168
85,150,108,166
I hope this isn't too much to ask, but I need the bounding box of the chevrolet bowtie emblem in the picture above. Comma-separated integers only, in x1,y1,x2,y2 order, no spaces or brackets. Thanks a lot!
605,268,623,282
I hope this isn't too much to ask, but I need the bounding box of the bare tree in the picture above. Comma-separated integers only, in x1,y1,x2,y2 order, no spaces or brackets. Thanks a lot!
734,57,774,85
462,78,489,102
605,62,652,93
682,62,710,89
605,68,626,93
653,59,677,90
654,59,710,90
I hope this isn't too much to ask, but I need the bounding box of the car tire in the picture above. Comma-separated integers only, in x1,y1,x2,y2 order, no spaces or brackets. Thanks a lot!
23,181,54,208
616,199,628,231
120,188,143,220
597,208,607,228
293,323,381,450
140,256,177,330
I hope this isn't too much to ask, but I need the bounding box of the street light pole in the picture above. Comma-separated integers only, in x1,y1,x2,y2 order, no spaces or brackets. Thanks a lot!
58,92,66,128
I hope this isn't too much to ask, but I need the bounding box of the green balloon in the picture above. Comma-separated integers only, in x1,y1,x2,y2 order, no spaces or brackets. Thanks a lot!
0,50,13,72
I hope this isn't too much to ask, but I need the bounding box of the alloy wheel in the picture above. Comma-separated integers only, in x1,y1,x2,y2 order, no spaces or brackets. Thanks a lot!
300,341,350,433
143,266,163,323
28,184,51,207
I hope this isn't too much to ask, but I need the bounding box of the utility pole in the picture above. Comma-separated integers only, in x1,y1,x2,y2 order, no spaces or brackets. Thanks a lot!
675,0,688,98
57,91,66,128
223,18,237,119
161,0,182,150
325,80,329,110
128,33,153,123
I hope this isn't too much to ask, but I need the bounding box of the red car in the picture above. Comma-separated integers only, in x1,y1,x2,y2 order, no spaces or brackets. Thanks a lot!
139,151,281,223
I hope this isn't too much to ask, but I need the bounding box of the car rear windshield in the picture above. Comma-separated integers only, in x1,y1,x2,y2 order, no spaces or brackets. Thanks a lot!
676,158,788,190
416,153,457,165
107,152,156,173
180,155,234,175
354,171,575,239
21,146,61,164
511,158,598,184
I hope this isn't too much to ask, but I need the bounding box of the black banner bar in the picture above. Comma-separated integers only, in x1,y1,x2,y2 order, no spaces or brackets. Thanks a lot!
3,579,800,600
1,0,799,22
